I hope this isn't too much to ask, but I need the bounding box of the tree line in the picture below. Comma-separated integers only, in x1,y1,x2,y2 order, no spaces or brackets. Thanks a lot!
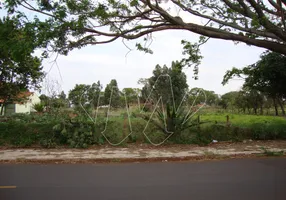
1,7,286,116
37,51,286,116
222,51,286,116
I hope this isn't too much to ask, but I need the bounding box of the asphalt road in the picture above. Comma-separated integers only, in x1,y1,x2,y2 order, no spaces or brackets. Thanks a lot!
0,158,285,200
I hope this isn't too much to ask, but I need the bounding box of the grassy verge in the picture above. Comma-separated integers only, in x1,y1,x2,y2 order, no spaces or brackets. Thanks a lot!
0,112,286,148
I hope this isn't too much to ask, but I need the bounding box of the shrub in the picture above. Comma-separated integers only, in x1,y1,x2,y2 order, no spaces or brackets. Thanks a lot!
0,121,55,147
33,103,45,112
0,112,286,148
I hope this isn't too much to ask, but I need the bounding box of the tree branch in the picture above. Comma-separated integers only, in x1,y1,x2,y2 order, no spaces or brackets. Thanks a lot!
172,0,280,40
247,0,286,40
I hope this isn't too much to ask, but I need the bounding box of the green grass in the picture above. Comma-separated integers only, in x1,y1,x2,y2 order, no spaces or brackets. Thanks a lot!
199,113,286,126
0,109,285,148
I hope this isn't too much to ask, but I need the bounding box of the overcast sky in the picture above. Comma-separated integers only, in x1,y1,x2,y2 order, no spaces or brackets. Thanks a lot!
1,4,266,96
42,29,264,96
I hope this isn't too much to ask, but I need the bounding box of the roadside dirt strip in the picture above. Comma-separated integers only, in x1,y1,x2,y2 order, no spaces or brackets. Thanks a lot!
0,140,285,164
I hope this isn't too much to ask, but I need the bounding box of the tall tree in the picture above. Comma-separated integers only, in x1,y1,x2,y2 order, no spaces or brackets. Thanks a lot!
51,91,68,109
189,88,219,106
223,51,286,115
3,0,286,56
0,16,44,115
68,84,90,108
88,81,102,108
122,88,140,105
104,79,121,108
144,61,189,108
140,61,206,136
219,91,240,111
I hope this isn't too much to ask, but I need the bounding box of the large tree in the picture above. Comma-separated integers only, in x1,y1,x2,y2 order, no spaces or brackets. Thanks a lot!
140,61,206,137
68,84,90,107
88,81,103,108
104,79,121,108
122,88,140,105
144,61,189,108
0,16,44,115
223,51,286,115
218,91,239,111
2,0,286,57
189,88,219,106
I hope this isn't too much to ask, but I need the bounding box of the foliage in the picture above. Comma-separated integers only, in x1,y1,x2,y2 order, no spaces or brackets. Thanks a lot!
2,0,286,56
223,52,286,97
68,84,90,107
223,51,286,115
189,88,219,106
0,112,286,148
122,88,140,105
39,93,68,113
142,104,208,137
0,120,56,147
144,61,188,108
68,82,102,115
104,79,121,108
88,81,103,108
33,103,45,113
53,120,98,148
138,61,192,138
219,91,239,110
55,91,69,108
39,94,49,106
0,16,45,115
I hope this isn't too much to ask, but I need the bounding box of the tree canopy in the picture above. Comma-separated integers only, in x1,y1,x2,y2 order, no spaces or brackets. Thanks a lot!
122,88,140,105
104,79,121,107
223,51,286,97
2,0,286,57
68,82,102,109
0,16,44,115
142,61,188,108
223,51,286,115
189,88,219,106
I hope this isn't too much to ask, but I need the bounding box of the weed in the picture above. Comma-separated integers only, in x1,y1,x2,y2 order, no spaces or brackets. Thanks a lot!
260,147,285,157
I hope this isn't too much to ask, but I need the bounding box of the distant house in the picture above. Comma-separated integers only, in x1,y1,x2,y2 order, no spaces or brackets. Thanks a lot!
0,91,41,115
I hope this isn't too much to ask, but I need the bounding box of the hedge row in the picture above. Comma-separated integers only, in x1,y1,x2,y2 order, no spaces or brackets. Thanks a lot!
1,115,286,148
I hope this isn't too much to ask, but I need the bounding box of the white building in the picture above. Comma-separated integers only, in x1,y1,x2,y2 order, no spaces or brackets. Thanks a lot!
0,92,41,115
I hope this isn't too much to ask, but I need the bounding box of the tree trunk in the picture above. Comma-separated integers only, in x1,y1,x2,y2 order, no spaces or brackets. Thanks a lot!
0,104,4,116
278,98,285,115
0,101,6,116
273,98,279,116
260,105,263,115
254,107,257,115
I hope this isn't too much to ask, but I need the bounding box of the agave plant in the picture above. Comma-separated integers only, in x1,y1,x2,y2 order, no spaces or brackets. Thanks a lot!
141,103,207,136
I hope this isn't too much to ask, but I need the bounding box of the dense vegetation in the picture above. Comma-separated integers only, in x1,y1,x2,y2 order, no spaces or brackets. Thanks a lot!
1,54,286,148
1,110,286,148
1,2,286,148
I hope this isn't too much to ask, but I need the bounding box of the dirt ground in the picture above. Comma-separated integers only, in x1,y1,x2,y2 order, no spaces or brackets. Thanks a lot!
0,140,285,164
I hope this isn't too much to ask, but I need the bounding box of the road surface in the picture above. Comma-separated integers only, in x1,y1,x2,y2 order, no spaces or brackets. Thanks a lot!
0,158,285,200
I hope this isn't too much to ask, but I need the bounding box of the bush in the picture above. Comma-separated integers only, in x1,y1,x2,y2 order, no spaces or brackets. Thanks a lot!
52,119,100,148
0,112,286,148
0,121,55,147
33,103,45,112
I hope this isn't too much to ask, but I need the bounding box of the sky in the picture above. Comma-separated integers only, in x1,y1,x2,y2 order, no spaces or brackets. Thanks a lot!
1,2,266,96
43,29,264,96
